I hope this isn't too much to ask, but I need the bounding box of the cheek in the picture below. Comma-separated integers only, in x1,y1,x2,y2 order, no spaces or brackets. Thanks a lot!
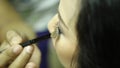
54,35,77,67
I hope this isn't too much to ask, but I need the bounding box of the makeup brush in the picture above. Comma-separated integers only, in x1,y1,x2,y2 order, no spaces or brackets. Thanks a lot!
20,33,50,47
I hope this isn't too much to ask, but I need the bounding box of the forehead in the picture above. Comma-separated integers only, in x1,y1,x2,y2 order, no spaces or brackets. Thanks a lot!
59,0,81,25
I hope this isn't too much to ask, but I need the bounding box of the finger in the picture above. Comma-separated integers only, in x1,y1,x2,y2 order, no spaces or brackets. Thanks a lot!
9,45,33,68
6,30,23,45
0,45,22,67
0,30,22,56
0,41,11,53
25,62,36,68
26,45,41,68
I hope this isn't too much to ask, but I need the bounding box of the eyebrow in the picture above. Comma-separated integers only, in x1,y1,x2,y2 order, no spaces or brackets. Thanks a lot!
58,10,69,29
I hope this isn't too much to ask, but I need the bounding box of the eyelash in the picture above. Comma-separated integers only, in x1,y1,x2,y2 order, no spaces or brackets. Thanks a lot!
50,22,62,38
57,26,62,35
55,21,61,34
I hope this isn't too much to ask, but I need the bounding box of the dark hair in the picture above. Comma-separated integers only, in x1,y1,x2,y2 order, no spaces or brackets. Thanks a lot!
76,0,120,68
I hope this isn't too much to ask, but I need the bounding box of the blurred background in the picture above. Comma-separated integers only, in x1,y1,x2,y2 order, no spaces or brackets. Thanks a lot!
9,0,63,68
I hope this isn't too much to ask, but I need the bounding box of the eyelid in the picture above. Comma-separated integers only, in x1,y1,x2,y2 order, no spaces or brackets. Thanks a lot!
58,21,65,34
57,12,69,30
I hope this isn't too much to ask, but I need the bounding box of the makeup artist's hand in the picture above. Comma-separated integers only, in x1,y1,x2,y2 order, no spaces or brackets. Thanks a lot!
0,30,41,68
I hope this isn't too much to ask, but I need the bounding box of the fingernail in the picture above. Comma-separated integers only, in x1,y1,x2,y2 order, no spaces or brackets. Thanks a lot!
11,35,22,44
13,45,22,54
7,30,15,39
7,30,22,44
25,46,33,54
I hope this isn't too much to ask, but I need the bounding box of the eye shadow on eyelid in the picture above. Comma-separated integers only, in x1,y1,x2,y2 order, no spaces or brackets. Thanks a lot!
20,33,51,47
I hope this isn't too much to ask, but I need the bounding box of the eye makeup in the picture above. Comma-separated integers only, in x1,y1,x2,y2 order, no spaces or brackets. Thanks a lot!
20,33,51,47
51,26,61,38
50,22,61,38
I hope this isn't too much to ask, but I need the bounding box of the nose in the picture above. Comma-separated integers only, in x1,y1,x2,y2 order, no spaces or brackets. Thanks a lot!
48,14,59,33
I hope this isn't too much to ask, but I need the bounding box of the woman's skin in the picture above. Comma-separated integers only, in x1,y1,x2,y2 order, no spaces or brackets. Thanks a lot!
48,0,81,68
0,0,41,68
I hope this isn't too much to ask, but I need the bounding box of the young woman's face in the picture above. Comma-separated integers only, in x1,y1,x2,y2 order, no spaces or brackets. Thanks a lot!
48,0,81,67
